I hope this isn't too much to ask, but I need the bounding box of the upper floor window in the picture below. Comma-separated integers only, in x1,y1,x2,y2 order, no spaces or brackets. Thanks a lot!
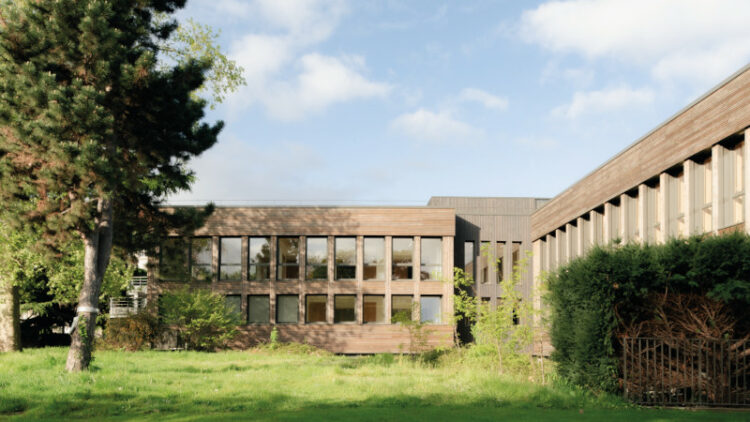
392,237,413,280
249,237,271,281
363,237,385,280
420,238,442,281
306,237,328,280
277,237,300,280
159,237,188,280
190,237,212,282
219,237,241,281
464,241,474,279
496,241,505,283
335,237,356,280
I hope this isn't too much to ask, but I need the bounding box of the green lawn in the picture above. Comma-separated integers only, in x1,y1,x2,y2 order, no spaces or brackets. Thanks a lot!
0,347,747,421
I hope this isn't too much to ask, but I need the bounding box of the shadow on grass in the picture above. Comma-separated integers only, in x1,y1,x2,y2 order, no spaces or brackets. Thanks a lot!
4,390,746,422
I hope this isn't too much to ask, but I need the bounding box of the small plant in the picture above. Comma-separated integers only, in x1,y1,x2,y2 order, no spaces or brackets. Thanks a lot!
103,308,160,351
392,303,432,355
159,288,240,351
269,327,279,349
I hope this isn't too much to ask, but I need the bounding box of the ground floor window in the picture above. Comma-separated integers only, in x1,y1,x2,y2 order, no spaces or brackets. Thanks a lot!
276,295,299,324
334,295,356,323
363,295,385,323
224,295,243,322
391,295,413,321
306,295,327,323
248,295,270,324
420,296,441,324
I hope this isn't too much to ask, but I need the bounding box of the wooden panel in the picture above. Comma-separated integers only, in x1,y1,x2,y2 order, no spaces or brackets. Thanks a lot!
176,207,455,237
532,66,750,240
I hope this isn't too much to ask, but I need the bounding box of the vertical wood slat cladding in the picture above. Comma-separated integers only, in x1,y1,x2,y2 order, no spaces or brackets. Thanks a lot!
532,67,750,240
185,207,455,237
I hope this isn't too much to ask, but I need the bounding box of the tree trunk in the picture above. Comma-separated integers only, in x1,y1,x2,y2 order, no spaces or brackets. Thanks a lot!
0,279,20,352
66,199,113,372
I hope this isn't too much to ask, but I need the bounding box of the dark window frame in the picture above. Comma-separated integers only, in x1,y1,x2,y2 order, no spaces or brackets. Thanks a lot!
334,237,356,281
333,294,356,323
219,237,242,281
305,237,328,281
248,236,271,281
277,236,300,281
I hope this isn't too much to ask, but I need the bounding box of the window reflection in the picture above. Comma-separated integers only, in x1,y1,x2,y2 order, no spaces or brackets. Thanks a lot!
249,237,271,280
363,237,385,280
278,237,300,280
335,237,356,280
392,237,413,280
306,237,328,280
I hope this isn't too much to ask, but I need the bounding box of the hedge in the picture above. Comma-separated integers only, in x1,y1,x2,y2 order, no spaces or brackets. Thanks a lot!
546,232,750,393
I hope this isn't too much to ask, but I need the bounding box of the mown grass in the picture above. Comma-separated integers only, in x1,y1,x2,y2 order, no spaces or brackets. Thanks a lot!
0,346,747,421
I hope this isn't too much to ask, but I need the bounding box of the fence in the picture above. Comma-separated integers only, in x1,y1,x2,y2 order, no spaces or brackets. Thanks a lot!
622,337,750,407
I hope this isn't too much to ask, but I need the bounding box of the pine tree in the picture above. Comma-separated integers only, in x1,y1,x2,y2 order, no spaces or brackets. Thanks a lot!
0,0,221,370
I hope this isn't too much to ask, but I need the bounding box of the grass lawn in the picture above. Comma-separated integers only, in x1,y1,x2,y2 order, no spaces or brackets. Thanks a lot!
0,347,748,421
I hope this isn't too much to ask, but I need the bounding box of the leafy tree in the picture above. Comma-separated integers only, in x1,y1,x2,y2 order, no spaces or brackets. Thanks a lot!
0,4,244,352
0,0,222,370
160,288,239,351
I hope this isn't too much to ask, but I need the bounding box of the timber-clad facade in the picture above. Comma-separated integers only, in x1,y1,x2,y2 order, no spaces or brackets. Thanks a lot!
142,64,750,355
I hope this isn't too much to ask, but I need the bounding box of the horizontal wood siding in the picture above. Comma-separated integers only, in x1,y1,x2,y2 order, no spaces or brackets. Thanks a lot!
184,207,455,237
532,67,750,240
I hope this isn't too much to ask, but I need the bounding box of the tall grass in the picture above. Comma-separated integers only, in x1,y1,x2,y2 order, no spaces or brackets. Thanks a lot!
0,347,743,421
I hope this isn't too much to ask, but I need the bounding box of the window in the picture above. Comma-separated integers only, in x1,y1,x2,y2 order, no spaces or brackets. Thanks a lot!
277,237,300,280
219,237,241,281
496,241,505,283
248,237,270,281
420,296,441,324
391,295,413,321
190,237,212,282
159,237,188,280
511,242,521,273
363,295,385,323
334,295,356,323
306,237,328,280
464,241,474,279
276,295,298,323
335,237,356,280
392,237,413,280
248,295,270,324
305,295,327,323
480,241,490,284
225,295,243,322
363,237,385,280
420,237,442,281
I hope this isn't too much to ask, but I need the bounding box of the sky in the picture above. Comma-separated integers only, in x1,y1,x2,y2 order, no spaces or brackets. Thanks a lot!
168,0,750,206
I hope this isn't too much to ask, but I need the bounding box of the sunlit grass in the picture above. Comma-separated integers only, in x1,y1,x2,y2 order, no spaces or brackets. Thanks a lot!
0,347,745,421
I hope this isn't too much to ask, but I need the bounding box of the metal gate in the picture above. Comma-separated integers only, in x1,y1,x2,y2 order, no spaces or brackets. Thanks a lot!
622,337,750,406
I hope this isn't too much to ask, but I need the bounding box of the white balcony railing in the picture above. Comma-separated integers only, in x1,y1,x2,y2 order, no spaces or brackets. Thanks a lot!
109,297,147,318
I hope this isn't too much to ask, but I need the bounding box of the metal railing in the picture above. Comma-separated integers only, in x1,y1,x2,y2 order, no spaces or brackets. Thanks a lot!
622,337,750,407
109,297,147,318
129,276,148,294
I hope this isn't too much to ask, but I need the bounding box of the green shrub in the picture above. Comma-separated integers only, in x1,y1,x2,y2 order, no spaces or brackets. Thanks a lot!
102,310,160,351
160,288,240,351
547,233,750,393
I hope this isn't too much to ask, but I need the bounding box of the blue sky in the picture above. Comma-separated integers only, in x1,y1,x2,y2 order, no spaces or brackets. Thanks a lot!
168,0,750,205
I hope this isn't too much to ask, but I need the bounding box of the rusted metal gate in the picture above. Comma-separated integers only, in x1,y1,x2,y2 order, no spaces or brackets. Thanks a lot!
622,337,750,406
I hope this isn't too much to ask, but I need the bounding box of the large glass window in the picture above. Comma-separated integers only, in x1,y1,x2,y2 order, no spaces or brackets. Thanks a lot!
464,241,474,279
392,237,413,280
391,295,413,321
363,295,386,323
248,237,270,281
278,237,300,280
306,295,327,323
225,295,243,322
190,237,212,282
420,238,442,281
306,237,328,280
363,237,385,280
496,241,505,283
420,296,441,324
335,237,356,280
159,237,188,280
334,295,356,323
219,237,242,281
276,295,298,323
248,295,270,324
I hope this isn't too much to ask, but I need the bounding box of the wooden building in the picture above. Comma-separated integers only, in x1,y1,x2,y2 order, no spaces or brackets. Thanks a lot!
148,207,456,353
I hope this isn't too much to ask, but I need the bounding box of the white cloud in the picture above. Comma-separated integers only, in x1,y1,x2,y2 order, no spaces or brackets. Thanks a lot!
520,0,750,86
221,0,389,121
264,54,391,120
553,86,654,119
391,109,483,143
458,88,509,111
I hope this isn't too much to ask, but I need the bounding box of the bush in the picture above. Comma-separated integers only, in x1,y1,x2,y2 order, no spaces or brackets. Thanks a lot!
547,233,750,393
102,310,160,351
160,288,240,351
